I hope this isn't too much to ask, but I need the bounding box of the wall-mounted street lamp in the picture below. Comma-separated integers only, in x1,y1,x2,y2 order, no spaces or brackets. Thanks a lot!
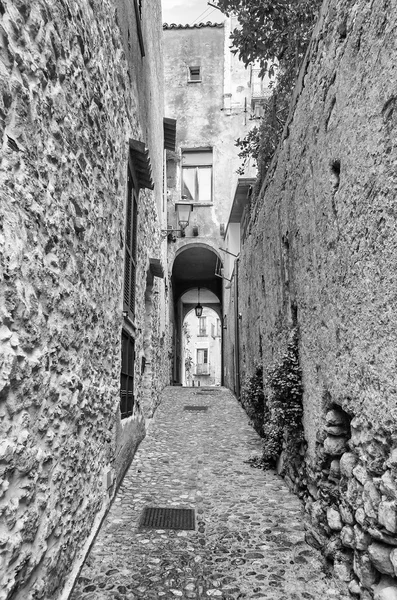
161,201,193,241
195,287,203,318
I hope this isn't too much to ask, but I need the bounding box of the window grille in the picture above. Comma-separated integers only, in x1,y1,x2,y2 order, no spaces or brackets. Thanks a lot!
120,330,135,418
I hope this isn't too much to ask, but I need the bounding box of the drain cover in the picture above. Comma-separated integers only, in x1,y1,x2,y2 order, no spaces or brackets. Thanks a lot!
140,507,195,530
184,405,209,412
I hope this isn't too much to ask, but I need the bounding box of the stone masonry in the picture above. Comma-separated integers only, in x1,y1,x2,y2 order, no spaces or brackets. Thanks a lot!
0,0,167,598
235,0,397,597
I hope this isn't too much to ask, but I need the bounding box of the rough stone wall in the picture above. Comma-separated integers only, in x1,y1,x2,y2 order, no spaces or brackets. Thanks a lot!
237,0,397,596
0,0,166,598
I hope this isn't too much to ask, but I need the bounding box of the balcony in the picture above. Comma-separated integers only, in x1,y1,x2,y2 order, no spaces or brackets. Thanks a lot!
195,364,210,375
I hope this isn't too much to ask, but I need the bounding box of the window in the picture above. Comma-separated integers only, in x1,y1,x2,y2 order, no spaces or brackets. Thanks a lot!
123,157,138,320
216,319,221,337
120,330,135,418
250,66,271,100
188,66,201,82
121,140,153,419
198,317,207,336
212,319,221,337
182,150,212,203
196,348,209,375
120,156,139,419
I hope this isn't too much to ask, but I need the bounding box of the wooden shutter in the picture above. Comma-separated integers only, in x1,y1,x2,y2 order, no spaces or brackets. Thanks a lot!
124,160,138,319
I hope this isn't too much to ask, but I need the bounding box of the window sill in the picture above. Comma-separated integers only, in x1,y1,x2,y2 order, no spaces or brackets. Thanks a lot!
188,80,202,83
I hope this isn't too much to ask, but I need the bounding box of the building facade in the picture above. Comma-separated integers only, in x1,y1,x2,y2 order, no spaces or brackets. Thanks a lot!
0,0,169,598
183,306,222,387
163,19,262,385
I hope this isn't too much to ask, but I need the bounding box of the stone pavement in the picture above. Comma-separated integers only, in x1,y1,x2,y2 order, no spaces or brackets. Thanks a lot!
70,386,350,600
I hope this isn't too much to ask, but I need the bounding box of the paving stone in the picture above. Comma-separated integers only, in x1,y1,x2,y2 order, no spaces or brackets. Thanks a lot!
69,387,350,600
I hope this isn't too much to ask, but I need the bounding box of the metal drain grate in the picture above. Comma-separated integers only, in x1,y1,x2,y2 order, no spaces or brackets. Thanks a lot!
140,507,195,530
184,405,209,412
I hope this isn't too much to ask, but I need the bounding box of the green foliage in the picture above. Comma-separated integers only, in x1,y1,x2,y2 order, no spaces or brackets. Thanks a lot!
183,323,193,374
240,364,265,436
218,0,321,181
235,126,260,175
185,355,193,373
241,331,304,472
216,0,321,78
261,329,304,468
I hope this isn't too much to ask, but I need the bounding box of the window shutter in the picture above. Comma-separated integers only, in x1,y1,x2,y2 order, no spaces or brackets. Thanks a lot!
124,164,138,319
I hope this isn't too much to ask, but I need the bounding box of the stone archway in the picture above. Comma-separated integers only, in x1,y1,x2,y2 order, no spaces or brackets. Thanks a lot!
170,244,223,385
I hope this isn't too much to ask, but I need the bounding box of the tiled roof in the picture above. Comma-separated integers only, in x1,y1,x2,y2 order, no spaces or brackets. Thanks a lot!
163,22,224,30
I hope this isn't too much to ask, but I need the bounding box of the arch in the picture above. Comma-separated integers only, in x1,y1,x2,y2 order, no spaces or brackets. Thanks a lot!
170,242,224,386
171,244,223,302
173,240,223,263
182,305,222,387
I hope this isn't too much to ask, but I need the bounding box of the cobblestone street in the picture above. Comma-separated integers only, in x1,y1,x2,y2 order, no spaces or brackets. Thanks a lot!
70,387,349,600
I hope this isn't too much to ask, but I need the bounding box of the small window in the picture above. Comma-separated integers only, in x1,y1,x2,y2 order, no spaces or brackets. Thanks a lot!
196,348,209,375
188,66,201,82
182,150,213,203
124,157,139,320
216,319,221,337
120,330,135,419
197,348,208,364
198,317,207,336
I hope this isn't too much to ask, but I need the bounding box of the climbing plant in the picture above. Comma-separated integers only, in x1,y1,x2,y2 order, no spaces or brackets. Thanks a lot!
215,0,321,79
240,364,265,436
183,323,193,383
262,329,304,469
216,0,321,183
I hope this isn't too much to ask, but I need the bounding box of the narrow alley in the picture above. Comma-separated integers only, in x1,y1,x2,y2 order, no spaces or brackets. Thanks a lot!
70,387,348,600
1,0,397,598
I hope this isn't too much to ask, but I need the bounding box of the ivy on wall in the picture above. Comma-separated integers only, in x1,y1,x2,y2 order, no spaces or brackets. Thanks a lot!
263,328,304,468
241,329,305,470
240,364,265,436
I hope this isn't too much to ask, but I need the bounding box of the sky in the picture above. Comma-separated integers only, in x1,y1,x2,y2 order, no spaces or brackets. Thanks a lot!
161,0,224,26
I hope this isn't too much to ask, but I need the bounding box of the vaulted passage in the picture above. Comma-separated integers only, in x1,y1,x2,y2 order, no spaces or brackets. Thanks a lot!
172,245,222,300
171,245,223,386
